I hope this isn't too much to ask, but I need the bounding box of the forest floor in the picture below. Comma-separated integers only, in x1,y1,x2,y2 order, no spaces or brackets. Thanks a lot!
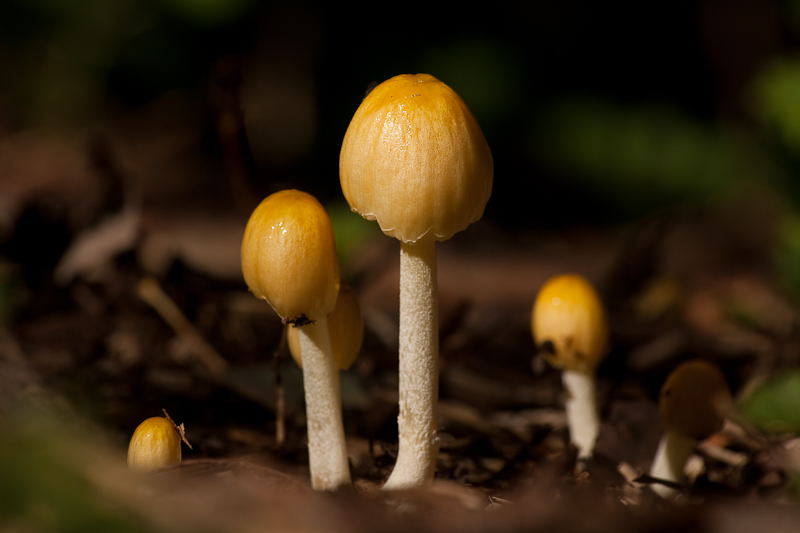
2,129,800,532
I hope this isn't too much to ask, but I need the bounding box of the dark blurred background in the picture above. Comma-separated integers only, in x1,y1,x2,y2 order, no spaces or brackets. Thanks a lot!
3,0,797,228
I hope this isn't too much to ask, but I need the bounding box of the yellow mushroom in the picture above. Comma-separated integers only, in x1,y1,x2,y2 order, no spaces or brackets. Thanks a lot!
127,416,183,472
340,74,493,490
241,189,339,325
531,273,608,459
241,189,350,491
649,360,732,499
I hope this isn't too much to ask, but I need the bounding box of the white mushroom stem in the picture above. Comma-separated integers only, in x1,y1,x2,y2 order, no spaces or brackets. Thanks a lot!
649,430,697,499
297,319,351,490
562,369,601,459
383,239,439,490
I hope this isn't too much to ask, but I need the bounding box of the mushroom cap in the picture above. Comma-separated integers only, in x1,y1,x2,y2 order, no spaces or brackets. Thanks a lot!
339,73,493,244
531,273,608,374
659,360,732,440
287,282,364,370
241,189,340,324
127,416,182,472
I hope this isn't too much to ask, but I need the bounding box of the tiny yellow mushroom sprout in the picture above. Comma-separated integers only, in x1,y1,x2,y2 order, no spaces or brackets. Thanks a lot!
127,412,189,472
287,282,363,371
340,73,493,490
241,189,350,491
531,273,608,460
649,359,732,499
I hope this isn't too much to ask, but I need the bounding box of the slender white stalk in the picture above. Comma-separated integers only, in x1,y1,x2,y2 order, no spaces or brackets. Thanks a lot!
561,369,600,459
298,319,351,490
649,430,697,499
383,239,439,490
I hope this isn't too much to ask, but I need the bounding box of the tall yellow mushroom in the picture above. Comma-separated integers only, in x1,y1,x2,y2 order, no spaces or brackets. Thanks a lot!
241,189,349,491
340,74,493,489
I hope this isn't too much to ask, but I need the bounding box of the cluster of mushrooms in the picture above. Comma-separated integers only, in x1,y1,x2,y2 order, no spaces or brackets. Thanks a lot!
531,274,733,500
126,73,735,501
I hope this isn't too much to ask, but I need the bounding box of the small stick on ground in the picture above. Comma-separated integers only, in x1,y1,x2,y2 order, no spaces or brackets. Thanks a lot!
137,276,229,374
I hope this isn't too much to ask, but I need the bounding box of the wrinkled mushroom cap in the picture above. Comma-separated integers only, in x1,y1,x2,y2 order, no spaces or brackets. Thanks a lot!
287,282,364,370
531,273,608,374
241,189,340,324
339,73,493,244
659,360,732,440
127,417,182,472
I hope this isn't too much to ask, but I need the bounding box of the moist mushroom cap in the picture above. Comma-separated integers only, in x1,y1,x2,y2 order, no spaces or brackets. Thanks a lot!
339,73,493,244
241,190,340,323
531,273,608,374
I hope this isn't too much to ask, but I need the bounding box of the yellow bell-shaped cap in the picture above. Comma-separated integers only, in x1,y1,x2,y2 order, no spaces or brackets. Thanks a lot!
241,189,340,325
531,273,608,374
340,74,493,244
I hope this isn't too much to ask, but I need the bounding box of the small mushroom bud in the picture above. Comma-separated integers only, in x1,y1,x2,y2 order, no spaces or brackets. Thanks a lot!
649,360,732,499
127,415,183,472
531,273,608,459
288,282,364,371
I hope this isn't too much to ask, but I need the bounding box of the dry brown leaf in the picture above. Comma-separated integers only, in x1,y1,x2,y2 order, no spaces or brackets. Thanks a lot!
54,205,140,285
139,208,246,280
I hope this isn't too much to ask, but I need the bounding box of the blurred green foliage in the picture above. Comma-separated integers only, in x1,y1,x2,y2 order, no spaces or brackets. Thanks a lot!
741,369,800,499
2,0,121,126
776,214,800,301
750,53,800,299
0,0,255,127
418,38,524,128
751,56,800,156
741,371,800,434
327,200,380,267
533,99,768,216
